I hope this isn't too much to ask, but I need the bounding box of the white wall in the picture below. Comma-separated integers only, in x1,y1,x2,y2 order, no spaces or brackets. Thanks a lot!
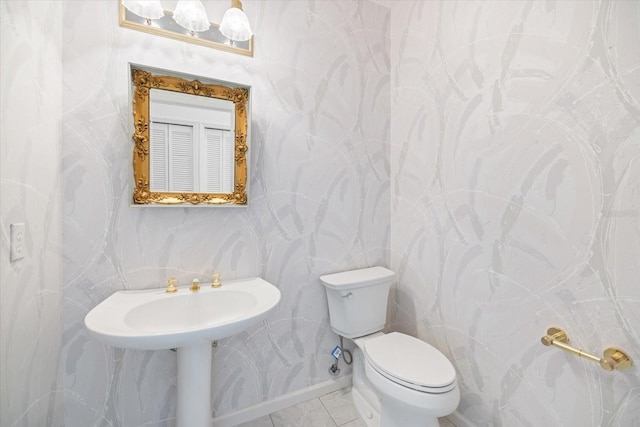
0,2,64,426
61,1,390,425
389,1,640,425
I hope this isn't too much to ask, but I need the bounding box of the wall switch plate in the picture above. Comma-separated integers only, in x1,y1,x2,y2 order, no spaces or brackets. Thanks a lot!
10,223,25,262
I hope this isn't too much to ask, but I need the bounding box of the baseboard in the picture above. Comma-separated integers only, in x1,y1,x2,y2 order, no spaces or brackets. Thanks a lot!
448,411,475,427
211,374,353,427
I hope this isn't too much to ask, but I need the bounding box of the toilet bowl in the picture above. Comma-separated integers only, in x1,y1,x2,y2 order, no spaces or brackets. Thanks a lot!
320,267,460,427
361,332,459,427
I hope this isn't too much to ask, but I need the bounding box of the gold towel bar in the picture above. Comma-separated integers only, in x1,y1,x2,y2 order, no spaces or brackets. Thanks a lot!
541,327,633,371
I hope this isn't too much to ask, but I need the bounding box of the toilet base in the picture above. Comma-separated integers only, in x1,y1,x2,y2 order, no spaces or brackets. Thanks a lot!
380,400,439,427
352,346,381,427
351,346,442,427
352,386,380,427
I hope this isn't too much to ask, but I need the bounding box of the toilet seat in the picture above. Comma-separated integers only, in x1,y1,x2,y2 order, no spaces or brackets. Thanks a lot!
363,332,457,394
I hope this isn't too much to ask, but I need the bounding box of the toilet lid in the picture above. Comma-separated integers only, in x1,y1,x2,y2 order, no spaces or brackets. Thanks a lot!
364,332,456,391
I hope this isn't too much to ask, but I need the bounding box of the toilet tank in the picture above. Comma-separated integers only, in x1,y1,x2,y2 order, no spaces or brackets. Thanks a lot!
320,266,394,339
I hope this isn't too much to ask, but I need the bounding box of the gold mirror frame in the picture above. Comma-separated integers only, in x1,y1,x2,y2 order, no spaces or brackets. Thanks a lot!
131,66,249,205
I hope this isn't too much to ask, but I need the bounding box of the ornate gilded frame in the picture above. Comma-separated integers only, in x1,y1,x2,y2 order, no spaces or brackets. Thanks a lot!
131,67,249,205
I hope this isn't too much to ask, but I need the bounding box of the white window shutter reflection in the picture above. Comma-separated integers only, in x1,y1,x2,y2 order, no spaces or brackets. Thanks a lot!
168,124,194,192
150,122,169,191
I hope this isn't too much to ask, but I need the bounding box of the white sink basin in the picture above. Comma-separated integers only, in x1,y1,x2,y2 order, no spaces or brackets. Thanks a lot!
85,276,280,427
85,277,281,350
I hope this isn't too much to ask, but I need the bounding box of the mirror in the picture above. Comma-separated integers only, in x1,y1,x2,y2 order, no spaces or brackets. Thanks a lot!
130,64,249,205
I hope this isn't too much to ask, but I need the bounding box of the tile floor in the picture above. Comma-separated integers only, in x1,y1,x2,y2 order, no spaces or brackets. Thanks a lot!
237,387,457,427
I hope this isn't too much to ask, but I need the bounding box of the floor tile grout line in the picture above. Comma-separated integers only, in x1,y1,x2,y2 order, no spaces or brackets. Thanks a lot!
318,395,343,426
269,397,339,427
318,390,359,427
311,396,338,427
318,394,336,425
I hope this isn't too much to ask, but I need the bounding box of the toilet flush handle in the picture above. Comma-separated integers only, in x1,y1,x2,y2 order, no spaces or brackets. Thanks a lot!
342,292,353,299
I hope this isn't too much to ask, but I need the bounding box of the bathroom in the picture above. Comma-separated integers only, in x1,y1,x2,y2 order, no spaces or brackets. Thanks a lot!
1,0,639,426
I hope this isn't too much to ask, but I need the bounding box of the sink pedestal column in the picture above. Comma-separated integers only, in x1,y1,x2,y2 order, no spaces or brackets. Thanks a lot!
177,342,212,427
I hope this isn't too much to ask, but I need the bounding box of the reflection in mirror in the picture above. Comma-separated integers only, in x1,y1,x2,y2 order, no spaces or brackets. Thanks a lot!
149,90,235,193
130,64,249,205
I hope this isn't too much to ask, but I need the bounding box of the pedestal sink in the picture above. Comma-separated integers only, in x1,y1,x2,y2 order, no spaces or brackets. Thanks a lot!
85,277,281,427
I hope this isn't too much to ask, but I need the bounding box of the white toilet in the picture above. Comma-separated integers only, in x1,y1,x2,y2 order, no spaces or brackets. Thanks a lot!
320,266,459,427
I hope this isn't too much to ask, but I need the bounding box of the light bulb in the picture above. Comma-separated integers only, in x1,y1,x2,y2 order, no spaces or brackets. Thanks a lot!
219,0,253,42
173,0,210,33
122,1,164,24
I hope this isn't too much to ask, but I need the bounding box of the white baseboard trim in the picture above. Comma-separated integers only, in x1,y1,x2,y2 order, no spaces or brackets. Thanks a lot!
448,411,475,427
211,374,353,427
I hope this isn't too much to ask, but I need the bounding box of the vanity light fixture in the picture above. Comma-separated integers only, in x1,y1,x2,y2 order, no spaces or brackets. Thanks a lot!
119,0,254,56
173,0,211,35
122,0,164,25
219,0,253,42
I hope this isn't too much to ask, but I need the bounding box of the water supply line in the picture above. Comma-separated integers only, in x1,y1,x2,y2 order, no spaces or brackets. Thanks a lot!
328,335,353,376
340,335,353,365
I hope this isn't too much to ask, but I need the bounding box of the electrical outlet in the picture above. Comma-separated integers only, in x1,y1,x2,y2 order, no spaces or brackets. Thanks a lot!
10,223,25,262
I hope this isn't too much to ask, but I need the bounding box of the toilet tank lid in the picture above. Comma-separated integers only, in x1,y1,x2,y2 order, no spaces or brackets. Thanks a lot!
320,266,394,290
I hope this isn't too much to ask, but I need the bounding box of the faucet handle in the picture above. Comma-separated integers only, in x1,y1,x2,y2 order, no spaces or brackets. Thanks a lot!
212,272,221,288
166,278,178,293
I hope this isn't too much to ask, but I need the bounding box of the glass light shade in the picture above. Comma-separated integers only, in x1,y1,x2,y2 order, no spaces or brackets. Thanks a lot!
122,1,165,20
219,7,253,42
173,0,210,33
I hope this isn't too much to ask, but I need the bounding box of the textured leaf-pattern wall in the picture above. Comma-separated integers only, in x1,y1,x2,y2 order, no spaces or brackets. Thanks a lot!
61,1,389,426
3,1,639,426
0,2,64,426
389,1,640,425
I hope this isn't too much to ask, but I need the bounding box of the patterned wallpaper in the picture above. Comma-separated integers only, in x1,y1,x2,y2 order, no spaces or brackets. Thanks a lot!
61,1,389,426
0,2,64,426
389,1,640,425
3,1,639,426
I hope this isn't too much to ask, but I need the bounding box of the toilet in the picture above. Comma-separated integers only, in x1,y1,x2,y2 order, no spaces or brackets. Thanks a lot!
320,266,459,427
